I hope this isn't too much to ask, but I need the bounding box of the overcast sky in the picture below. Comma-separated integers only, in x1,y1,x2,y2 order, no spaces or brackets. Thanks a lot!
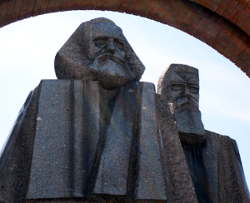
0,11,249,187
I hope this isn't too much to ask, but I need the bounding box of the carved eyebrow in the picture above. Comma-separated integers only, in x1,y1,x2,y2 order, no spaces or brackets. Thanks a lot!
114,38,123,43
93,37,125,46
187,82,199,87
176,72,198,81
170,83,185,90
93,37,109,48
94,37,108,42
171,82,185,85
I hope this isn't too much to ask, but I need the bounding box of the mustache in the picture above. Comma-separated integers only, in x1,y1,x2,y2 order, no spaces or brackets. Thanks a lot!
95,52,125,65
176,96,198,108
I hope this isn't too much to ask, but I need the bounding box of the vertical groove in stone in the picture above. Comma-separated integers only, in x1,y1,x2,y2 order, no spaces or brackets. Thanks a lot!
127,82,141,199
70,80,104,197
135,82,167,200
201,133,219,203
71,80,84,197
82,81,102,195
93,83,137,196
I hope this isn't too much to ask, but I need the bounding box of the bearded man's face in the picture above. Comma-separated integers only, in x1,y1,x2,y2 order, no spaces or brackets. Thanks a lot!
89,34,128,80
87,21,137,88
92,36,126,65
169,70,199,111
160,65,205,139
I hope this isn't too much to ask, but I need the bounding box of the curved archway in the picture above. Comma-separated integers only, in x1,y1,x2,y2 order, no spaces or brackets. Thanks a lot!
0,0,249,77
188,0,250,35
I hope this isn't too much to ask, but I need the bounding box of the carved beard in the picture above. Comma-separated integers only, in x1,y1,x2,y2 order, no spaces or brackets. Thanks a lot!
171,96,206,144
89,54,134,88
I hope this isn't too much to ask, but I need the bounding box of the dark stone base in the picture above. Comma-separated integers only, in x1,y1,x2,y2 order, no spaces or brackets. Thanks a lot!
26,196,164,203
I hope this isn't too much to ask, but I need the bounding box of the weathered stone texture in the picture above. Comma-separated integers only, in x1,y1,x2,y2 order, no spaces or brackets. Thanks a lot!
0,90,39,202
156,95,198,203
157,64,250,203
0,0,249,77
25,198,165,203
0,80,168,202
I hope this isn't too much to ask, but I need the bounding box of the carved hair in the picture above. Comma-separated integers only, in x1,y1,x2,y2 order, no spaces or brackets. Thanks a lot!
54,18,145,81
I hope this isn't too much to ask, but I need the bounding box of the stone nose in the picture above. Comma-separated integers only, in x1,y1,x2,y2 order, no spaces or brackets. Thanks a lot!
184,86,191,95
106,39,115,52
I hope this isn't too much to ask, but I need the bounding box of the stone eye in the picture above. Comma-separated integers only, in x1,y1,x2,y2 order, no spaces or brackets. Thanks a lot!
94,37,108,48
114,39,124,50
189,85,199,94
171,83,184,91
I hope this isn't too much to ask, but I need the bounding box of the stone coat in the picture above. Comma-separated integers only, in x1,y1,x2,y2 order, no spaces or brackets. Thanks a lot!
181,131,250,203
0,80,249,203
0,80,166,202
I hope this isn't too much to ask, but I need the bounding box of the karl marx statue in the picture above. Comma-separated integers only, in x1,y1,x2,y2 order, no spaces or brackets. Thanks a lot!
158,64,250,203
54,17,144,89
0,18,167,202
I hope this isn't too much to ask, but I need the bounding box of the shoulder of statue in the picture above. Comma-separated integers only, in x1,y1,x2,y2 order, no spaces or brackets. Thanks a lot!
205,130,237,145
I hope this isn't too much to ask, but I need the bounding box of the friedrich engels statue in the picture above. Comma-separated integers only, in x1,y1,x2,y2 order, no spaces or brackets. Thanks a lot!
158,64,250,203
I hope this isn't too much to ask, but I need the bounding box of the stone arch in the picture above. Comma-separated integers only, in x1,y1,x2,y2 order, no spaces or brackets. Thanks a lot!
0,0,249,76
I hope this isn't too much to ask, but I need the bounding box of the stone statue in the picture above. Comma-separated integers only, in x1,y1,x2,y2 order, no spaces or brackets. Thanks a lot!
0,18,167,202
0,18,249,203
158,64,250,203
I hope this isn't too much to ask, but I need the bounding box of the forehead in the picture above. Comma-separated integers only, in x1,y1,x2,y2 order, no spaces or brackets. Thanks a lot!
165,68,198,83
91,22,124,40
